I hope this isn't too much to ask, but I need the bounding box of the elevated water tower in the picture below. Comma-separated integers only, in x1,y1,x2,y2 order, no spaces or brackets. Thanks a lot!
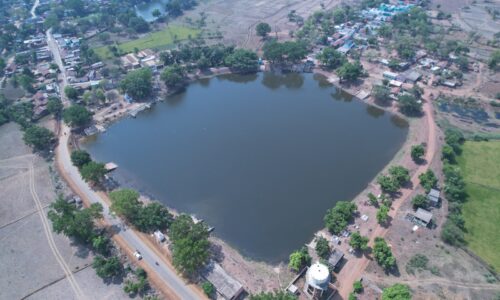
304,261,331,299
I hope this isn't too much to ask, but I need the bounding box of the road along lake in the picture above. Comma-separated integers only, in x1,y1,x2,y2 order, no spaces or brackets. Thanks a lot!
82,72,408,263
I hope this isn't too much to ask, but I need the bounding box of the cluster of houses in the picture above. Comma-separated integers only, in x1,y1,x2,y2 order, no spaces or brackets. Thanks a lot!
3,32,63,119
121,49,163,72
53,34,106,89
326,3,417,56
408,188,441,228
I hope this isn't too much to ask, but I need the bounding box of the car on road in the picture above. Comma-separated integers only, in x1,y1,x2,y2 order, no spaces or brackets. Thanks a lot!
133,250,142,260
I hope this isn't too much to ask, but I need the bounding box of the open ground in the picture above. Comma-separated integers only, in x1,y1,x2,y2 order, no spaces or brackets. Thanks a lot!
458,140,500,272
0,122,129,300
94,25,200,59
174,0,343,50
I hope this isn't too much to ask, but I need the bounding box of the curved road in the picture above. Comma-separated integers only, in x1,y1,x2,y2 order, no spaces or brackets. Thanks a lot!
47,28,201,299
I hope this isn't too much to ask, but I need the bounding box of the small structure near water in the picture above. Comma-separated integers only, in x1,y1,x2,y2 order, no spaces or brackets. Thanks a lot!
202,262,244,300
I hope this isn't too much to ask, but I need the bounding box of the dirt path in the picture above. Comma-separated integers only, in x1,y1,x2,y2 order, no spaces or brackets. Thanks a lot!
336,90,438,298
28,158,85,299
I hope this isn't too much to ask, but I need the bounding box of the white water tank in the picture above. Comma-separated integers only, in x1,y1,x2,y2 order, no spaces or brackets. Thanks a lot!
306,262,330,290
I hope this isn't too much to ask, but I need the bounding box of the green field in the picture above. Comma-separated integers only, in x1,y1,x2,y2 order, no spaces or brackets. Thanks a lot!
94,25,200,59
457,140,500,271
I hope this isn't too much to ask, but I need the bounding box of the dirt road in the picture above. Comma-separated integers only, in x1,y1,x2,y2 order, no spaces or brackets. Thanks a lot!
336,90,438,298
28,158,85,299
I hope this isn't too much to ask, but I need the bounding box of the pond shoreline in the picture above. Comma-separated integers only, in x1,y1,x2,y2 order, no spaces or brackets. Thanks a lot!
79,69,415,293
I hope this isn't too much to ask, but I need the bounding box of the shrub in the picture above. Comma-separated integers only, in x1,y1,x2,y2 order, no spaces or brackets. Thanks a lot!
315,236,330,259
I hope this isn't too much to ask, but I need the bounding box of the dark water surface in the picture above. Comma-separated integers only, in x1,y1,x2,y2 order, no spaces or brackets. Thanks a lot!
83,73,408,262
135,0,169,22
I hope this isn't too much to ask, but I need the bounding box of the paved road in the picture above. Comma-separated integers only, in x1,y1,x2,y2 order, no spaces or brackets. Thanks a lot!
47,29,200,299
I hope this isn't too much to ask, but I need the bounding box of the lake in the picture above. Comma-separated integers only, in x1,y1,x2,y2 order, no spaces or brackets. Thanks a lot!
82,72,408,262
135,0,169,22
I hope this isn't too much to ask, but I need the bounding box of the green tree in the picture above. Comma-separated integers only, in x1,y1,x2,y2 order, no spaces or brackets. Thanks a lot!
419,170,437,193
488,50,500,71
444,129,464,153
263,41,307,64
411,194,428,210
93,256,123,279
92,235,111,256
324,201,357,234
120,68,153,100
63,105,92,128
224,49,259,73
373,237,396,270
441,220,465,246
288,247,311,272
256,22,272,38
250,290,297,300
337,61,363,82
135,202,174,233
381,283,411,300
161,64,186,88
317,48,346,69
64,86,79,100
80,161,107,184
71,150,92,168
455,56,469,71
410,144,425,162
353,280,363,293
169,214,210,276
23,126,54,151
124,269,148,295
47,97,63,117
315,236,330,259
109,189,142,221
48,195,103,243
376,205,390,224
152,8,162,18
398,94,422,115
389,165,410,187
441,144,456,163
377,175,399,194
201,281,215,298
372,84,391,104
368,192,379,206
349,232,369,251
348,293,357,300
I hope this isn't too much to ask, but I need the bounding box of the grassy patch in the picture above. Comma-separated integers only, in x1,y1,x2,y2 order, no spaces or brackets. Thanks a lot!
457,141,500,271
94,25,200,59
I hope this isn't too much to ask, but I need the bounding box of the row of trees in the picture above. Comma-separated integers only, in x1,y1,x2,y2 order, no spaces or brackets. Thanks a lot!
109,189,173,233
47,195,125,280
107,188,210,276
440,129,467,246
323,201,358,234
71,150,107,185
317,48,365,82
263,40,308,65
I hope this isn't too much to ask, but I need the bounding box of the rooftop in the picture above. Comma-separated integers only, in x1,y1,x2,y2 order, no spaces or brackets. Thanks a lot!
415,208,433,224
203,262,244,300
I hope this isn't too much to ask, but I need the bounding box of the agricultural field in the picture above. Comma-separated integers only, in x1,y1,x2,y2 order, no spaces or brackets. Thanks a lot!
94,25,200,59
458,140,500,271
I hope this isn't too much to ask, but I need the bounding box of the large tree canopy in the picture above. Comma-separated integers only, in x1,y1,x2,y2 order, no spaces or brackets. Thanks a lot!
63,105,92,128
263,41,308,64
120,68,153,101
23,126,54,151
224,49,259,73
169,214,210,276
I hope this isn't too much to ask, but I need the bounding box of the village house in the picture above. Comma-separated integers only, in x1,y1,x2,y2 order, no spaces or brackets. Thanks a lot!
427,188,440,207
202,262,244,300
